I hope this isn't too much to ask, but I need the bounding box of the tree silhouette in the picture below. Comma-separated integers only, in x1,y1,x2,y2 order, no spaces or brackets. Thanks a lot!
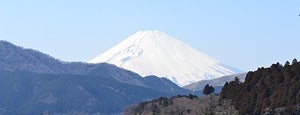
234,77,240,83
284,61,290,67
292,58,298,65
209,86,215,94
203,84,214,95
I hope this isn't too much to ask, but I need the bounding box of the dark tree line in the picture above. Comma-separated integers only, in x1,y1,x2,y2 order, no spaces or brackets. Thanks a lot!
220,59,300,114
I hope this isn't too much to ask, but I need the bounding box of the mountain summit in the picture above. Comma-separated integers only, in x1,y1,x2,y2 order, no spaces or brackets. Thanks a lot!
89,30,240,86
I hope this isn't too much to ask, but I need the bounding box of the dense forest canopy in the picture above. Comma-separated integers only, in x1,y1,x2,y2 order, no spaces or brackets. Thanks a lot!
220,59,300,114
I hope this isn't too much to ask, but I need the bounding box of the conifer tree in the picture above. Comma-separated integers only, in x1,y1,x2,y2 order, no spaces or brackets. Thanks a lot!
203,84,214,95
292,58,298,65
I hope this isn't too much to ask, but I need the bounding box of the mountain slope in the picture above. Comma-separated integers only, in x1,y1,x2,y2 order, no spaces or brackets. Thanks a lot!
125,95,237,115
143,75,189,95
0,40,190,114
184,73,247,91
0,41,65,73
0,70,172,114
88,63,190,95
220,61,300,114
0,67,189,114
89,30,241,86
0,40,189,94
0,41,94,74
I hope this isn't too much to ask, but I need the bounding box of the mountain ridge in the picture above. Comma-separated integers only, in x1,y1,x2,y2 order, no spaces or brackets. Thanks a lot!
0,40,190,114
0,40,99,75
0,40,189,94
184,73,247,91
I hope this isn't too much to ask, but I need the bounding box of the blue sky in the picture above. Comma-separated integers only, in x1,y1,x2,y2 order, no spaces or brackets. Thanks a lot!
0,0,299,71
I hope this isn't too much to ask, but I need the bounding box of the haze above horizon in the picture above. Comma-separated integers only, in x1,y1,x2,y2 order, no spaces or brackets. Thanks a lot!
0,0,299,71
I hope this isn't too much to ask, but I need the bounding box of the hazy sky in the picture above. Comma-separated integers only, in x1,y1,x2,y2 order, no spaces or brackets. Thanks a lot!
0,0,299,71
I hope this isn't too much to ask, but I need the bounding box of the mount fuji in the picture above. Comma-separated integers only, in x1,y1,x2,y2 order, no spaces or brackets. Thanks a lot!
89,30,241,86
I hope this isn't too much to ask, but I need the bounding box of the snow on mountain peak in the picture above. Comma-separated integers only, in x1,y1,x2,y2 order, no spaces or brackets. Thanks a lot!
89,30,239,86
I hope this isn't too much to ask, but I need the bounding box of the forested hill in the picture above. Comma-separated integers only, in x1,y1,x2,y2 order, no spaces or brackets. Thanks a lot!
220,59,300,114
124,95,237,115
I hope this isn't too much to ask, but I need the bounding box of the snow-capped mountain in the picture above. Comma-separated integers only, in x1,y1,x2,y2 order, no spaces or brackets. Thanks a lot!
89,30,240,86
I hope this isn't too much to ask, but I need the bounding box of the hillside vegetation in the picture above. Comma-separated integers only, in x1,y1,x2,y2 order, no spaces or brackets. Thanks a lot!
124,95,237,115
220,60,300,114
127,60,300,115
0,41,190,114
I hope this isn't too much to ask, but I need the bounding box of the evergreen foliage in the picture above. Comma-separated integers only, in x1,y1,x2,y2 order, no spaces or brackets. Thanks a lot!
292,58,298,65
220,59,300,114
203,84,215,95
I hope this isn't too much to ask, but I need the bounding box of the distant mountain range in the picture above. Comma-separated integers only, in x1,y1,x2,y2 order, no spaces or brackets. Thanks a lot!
89,30,242,86
0,31,244,114
184,73,247,91
0,40,190,114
